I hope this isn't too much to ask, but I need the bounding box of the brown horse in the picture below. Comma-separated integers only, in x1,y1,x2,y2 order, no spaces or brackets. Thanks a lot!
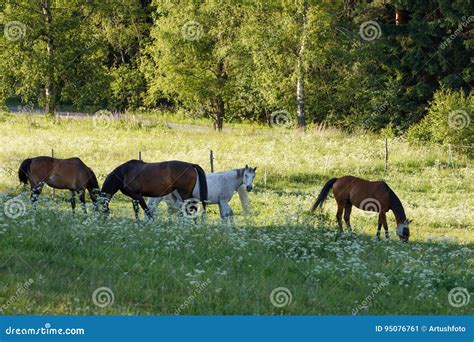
18,156,100,212
311,175,411,242
100,160,208,219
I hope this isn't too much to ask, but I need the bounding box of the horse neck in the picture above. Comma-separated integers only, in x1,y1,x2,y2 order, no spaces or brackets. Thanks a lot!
231,168,245,190
215,169,244,191
102,173,120,197
389,189,406,224
86,171,100,192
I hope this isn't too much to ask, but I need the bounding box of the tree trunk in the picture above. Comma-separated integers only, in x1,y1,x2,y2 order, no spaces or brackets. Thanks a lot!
296,2,307,130
42,0,55,116
214,95,224,132
214,60,226,131
395,8,402,25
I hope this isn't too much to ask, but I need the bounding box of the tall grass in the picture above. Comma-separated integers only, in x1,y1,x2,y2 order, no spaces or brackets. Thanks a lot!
0,112,472,315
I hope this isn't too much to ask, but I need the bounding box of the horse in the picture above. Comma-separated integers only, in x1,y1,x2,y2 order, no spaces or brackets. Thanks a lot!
147,165,257,221
100,160,208,219
18,156,100,212
311,175,411,242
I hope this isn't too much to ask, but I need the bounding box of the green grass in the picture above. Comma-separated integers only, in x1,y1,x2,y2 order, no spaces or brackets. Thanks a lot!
0,112,473,315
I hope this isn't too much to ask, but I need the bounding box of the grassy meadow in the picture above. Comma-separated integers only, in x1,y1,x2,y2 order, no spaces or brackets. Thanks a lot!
0,112,473,315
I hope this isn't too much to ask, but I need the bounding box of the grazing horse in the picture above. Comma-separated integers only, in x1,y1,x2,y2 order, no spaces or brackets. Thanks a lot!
148,165,257,221
311,175,411,242
18,156,100,212
101,160,207,219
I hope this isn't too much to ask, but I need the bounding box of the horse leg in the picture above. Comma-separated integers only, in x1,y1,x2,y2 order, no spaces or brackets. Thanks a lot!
376,221,382,240
381,212,389,239
78,190,87,213
70,190,76,213
218,199,234,223
132,200,140,220
336,203,344,234
147,197,162,219
132,195,152,220
343,203,352,232
30,182,44,208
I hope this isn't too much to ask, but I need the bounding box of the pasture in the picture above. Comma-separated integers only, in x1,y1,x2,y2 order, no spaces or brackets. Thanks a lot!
0,112,472,315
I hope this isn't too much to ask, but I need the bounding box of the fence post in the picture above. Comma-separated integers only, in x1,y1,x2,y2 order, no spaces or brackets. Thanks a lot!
384,138,388,171
51,148,55,200
448,144,453,167
264,166,267,187
138,151,142,161
210,150,214,173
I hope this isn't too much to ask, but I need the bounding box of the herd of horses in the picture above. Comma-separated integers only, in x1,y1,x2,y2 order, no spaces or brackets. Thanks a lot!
17,156,411,243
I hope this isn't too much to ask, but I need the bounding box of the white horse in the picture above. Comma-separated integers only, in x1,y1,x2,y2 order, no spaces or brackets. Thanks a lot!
147,165,257,221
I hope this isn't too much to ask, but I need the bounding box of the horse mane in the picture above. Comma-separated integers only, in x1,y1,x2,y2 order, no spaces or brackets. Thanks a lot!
383,182,406,223
235,168,245,179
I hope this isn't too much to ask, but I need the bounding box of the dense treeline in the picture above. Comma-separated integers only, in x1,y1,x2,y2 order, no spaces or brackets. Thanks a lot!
1,0,472,135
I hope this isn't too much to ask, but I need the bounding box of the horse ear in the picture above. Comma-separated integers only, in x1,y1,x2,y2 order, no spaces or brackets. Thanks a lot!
253,167,257,171
408,218,413,224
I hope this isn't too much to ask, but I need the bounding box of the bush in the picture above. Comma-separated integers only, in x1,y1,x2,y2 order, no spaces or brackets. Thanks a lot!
407,89,473,146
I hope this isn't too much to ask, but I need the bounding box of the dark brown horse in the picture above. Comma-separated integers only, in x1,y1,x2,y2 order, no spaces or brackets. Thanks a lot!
311,175,411,242
100,160,208,219
18,156,100,212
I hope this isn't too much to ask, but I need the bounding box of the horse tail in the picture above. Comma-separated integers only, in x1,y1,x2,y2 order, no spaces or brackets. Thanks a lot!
193,164,208,210
311,177,338,212
18,158,32,184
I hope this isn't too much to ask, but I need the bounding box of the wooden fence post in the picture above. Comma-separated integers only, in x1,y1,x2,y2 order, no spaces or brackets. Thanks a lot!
51,148,55,200
138,151,142,161
384,138,388,171
264,166,267,187
210,150,214,173
448,144,453,167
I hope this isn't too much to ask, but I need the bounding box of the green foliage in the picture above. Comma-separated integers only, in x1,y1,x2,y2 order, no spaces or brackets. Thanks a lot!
110,65,146,111
407,89,473,146
1,1,473,132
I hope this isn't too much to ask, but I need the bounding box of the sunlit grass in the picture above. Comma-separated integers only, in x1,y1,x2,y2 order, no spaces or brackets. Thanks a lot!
0,112,472,315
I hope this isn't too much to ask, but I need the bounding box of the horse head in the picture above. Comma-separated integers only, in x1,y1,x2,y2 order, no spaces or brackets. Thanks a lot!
243,165,257,192
396,219,411,243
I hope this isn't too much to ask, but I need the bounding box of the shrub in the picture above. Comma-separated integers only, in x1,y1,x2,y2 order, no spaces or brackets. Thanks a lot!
407,89,473,146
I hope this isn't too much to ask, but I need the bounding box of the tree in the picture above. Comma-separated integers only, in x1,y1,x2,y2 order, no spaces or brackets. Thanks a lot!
240,1,340,128
142,1,247,130
1,0,111,115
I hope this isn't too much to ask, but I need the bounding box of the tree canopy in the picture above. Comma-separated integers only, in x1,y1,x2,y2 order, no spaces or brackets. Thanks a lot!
1,0,472,133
